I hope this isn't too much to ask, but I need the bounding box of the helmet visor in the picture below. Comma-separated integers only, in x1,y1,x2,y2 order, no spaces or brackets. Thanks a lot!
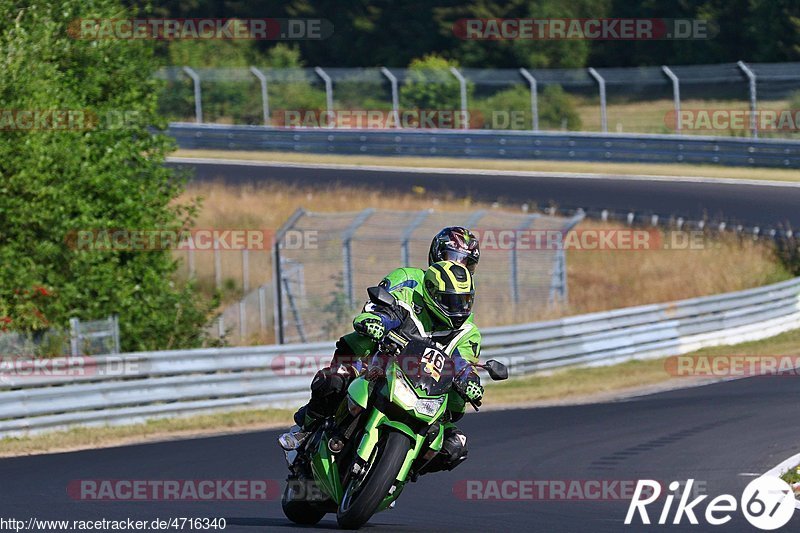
435,291,474,315
440,249,478,274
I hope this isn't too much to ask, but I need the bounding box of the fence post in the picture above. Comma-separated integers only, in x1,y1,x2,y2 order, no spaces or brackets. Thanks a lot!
69,317,80,356
381,67,401,128
737,61,758,138
239,300,246,341
401,209,433,266
214,236,221,290
661,65,681,133
249,66,270,125
465,210,487,229
182,67,203,124
315,67,334,119
549,211,585,303
519,68,539,131
510,215,540,304
111,315,120,354
587,68,607,133
449,66,469,129
342,209,375,308
272,208,306,345
242,249,250,293
258,285,268,335
187,248,196,279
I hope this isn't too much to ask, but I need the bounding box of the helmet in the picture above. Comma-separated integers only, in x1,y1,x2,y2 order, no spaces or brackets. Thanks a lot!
422,261,475,329
428,227,480,274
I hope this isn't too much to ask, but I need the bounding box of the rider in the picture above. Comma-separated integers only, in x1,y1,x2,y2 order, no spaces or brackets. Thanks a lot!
285,229,482,474
331,226,480,366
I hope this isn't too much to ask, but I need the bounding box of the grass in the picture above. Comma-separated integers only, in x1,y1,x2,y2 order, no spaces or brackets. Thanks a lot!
173,148,800,183
0,408,294,457
4,327,799,457
577,97,795,137
175,181,790,344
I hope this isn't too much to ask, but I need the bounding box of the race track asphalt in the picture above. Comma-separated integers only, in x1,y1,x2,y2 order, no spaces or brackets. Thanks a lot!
167,159,800,229
2,374,799,532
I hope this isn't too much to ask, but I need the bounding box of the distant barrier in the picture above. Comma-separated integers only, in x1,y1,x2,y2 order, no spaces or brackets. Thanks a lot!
168,123,800,168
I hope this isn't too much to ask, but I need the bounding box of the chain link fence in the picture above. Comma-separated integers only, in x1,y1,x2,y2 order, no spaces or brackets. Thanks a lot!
266,208,582,344
155,62,800,138
0,316,120,357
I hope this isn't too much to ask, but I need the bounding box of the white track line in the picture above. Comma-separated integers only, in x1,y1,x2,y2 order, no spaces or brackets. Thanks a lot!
167,156,800,189
764,451,800,509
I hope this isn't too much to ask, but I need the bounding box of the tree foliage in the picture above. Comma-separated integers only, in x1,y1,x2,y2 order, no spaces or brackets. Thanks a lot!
0,0,214,351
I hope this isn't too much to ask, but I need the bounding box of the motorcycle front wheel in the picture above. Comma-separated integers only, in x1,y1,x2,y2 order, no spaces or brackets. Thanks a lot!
336,431,411,529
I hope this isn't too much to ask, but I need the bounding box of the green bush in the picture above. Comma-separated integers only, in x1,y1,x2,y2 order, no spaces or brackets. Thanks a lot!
156,42,328,125
400,55,473,115
475,84,582,130
0,0,215,351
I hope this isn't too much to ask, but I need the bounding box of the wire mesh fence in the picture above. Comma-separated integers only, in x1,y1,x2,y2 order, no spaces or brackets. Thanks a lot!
270,208,583,344
0,316,120,357
154,62,800,138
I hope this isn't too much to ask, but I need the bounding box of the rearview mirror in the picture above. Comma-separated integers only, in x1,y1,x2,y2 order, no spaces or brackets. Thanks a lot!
483,359,508,381
367,286,396,308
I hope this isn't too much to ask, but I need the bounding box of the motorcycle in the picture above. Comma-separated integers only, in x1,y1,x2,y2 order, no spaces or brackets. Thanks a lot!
279,285,509,529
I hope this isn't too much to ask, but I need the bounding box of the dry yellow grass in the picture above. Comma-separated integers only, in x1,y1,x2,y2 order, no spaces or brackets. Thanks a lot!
175,182,789,344
577,98,792,136
565,220,788,314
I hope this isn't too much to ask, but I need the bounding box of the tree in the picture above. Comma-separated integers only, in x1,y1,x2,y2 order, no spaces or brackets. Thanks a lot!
0,0,214,351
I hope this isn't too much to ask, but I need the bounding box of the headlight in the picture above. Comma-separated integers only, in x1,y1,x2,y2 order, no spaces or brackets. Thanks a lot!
415,397,445,417
392,374,418,408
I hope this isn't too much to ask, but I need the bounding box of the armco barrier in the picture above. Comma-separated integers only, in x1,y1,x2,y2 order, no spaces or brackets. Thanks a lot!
1,278,799,438
168,123,800,168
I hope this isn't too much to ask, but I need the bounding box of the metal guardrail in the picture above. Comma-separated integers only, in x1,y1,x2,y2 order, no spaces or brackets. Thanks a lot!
1,277,798,438
168,123,800,168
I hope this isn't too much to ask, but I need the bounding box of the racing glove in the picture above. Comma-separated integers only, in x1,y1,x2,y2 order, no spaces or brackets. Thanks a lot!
463,376,484,407
354,317,386,341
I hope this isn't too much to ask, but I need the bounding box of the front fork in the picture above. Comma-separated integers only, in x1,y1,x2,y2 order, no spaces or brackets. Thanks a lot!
354,406,446,510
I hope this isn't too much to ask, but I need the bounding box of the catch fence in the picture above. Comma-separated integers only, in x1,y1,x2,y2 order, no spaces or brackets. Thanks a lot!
155,62,800,138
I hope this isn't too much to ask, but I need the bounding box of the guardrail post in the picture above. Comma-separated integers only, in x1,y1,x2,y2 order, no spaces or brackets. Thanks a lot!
249,67,270,126
510,215,540,304
381,67,401,128
661,66,681,133
273,208,306,345
587,68,607,133
737,61,758,138
182,67,203,124
449,67,469,130
342,209,375,307
519,68,539,131
315,67,334,119
401,209,433,266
